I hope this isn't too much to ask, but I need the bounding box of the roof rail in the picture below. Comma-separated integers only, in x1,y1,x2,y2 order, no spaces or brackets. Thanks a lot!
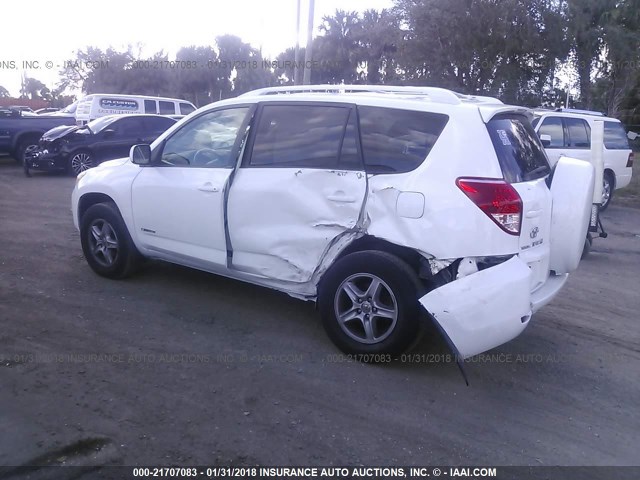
554,107,605,117
241,85,465,105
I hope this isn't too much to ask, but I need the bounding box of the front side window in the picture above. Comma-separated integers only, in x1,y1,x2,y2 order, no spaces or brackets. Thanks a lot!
604,121,630,150
565,118,591,148
160,107,249,168
249,104,351,168
537,117,565,148
358,106,448,174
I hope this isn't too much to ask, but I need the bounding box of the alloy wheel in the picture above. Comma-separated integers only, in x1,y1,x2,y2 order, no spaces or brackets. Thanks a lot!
87,219,119,268
71,153,93,175
334,273,398,344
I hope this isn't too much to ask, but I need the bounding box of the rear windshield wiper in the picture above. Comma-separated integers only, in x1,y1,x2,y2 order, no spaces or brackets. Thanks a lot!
523,165,550,181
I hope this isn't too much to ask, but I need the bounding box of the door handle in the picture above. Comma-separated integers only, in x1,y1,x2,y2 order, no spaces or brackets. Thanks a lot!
327,194,356,203
198,183,219,193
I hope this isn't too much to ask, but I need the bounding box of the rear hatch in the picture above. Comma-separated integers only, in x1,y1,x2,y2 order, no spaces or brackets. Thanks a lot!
485,113,553,291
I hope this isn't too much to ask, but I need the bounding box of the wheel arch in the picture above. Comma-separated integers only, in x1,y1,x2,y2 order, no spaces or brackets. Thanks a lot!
333,235,426,284
604,168,616,189
13,131,44,152
78,192,118,223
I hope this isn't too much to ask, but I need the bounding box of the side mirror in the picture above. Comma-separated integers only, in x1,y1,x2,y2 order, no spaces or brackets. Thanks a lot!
130,144,151,165
628,131,638,141
103,128,116,138
539,134,552,147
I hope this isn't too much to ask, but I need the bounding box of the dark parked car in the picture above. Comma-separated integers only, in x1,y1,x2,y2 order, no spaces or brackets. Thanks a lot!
25,114,176,176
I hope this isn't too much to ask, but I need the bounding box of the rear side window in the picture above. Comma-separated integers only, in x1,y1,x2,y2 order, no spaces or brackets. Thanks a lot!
565,117,591,148
604,121,630,150
249,104,350,168
180,103,196,115
487,115,550,183
537,117,565,148
358,106,448,174
158,101,176,115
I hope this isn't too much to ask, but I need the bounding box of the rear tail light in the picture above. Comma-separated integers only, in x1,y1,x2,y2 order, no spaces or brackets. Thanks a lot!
627,152,634,168
456,178,523,235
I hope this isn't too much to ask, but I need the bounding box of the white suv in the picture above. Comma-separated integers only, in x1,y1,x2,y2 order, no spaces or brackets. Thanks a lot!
71,85,595,359
532,108,633,210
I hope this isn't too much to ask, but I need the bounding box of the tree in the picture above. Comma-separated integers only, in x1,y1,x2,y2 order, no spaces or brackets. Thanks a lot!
394,0,568,105
216,35,275,98
597,0,640,116
20,77,47,100
174,46,219,106
356,9,402,84
0,85,10,98
314,10,363,84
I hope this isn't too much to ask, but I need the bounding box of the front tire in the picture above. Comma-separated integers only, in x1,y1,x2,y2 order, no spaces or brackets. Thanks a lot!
70,150,94,176
80,203,141,279
318,251,423,356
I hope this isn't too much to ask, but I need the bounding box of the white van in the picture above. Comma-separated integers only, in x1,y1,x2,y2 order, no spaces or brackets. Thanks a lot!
75,94,196,125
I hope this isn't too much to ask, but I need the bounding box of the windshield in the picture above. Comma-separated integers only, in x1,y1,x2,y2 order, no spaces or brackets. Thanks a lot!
87,116,118,134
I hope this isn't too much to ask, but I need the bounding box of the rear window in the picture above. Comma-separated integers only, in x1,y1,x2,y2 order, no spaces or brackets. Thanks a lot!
358,106,448,174
604,121,630,150
487,114,550,183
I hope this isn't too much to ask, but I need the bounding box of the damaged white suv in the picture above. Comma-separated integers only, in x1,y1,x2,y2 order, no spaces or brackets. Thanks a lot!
72,85,594,359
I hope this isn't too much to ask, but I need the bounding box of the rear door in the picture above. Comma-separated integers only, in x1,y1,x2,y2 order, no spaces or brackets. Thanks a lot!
486,114,554,290
227,102,366,283
603,121,633,186
563,117,591,162
488,113,593,277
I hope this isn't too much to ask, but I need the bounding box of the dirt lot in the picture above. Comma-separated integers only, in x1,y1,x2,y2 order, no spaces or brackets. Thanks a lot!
1,155,639,471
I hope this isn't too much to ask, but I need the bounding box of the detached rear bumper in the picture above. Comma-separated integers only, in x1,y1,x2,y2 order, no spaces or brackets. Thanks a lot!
420,256,567,359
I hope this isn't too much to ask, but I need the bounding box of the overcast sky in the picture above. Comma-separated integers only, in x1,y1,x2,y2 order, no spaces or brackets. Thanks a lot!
0,0,393,97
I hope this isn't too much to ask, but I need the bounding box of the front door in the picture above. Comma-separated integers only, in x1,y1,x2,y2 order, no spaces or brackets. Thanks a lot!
131,106,253,267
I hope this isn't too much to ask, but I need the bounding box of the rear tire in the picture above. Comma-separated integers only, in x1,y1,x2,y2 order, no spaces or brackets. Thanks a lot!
581,233,592,259
80,203,141,279
318,251,423,356
600,171,614,211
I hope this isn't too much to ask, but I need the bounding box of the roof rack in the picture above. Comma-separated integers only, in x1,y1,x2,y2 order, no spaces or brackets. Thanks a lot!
554,107,605,117
241,85,471,105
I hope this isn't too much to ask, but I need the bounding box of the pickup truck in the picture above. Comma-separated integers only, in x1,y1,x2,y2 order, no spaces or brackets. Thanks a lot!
0,109,76,164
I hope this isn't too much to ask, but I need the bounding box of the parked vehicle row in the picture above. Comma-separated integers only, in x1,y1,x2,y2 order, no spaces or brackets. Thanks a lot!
0,94,194,166
71,85,595,360
24,114,177,176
